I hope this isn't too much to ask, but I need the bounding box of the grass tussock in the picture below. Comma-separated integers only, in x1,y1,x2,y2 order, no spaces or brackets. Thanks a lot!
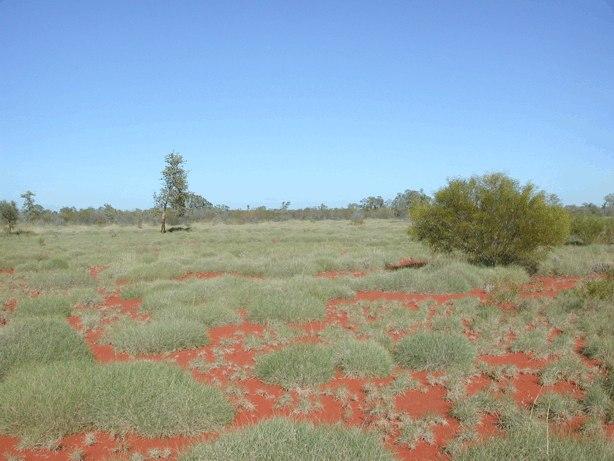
395,331,476,371
103,318,207,354
0,317,93,377
0,360,234,446
255,344,336,388
180,417,393,461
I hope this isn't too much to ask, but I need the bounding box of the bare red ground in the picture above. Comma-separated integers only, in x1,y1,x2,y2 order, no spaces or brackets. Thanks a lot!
480,352,550,370
0,268,15,275
316,270,367,279
89,265,108,278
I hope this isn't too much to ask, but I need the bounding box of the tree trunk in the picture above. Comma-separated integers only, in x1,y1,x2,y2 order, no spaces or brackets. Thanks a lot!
160,209,166,233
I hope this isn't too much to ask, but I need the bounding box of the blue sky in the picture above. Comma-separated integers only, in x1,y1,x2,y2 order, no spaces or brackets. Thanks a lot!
1,1,613,210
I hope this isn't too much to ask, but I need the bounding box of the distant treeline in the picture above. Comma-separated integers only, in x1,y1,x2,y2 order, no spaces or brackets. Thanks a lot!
9,190,435,226
7,190,614,229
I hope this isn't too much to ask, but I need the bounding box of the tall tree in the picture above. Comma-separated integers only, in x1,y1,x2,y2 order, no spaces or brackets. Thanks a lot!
20,190,43,222
154,152,189,233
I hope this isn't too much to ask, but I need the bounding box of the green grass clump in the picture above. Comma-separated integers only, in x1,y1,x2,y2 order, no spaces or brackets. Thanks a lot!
255,344,335,388
15,295,73,318
0,317,93,377
458,417,614,460
395,332,476,371
246,276,354,323
335,338,394,377
156,303,240,327
0,361,234,446
23,269,96,290
180,417,393,461
103,318,207,354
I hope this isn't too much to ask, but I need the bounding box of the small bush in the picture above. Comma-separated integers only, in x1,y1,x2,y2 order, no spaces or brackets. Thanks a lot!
395,331,476,370
410,173,570,269
180,417,393,460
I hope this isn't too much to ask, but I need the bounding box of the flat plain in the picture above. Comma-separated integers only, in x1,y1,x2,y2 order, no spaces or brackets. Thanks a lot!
1,220,613,460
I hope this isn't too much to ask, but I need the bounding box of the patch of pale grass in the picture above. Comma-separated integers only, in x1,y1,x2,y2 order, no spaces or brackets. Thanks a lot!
0,317,93,377
180,417,393,460
103,318,207,354
0,361,234,446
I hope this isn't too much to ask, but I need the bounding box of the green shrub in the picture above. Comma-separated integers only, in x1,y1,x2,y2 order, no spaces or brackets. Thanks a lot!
410,173,570,269
569,214,610,245
180,417,393,461
395,331,476,370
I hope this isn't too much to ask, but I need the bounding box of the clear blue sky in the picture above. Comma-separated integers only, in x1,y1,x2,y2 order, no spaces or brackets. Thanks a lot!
1,1,613,210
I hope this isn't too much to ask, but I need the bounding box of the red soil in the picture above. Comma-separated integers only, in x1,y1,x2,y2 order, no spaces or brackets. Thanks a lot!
480,352,550,370
385,258,429,271
89,265,108,278
511,374,584,406
0,268,15,275
317,270,367,279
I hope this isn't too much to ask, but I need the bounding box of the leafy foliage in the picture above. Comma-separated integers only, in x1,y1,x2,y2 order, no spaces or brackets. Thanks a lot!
410,173,570,269
0,200,18,233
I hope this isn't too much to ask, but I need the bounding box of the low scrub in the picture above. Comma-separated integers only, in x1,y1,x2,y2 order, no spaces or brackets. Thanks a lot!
180,417,393,460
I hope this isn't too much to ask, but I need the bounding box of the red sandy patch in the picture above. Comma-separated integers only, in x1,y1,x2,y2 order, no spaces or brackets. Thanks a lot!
89,265,108,278
0,268,14,275
317,270,367,279
480,352,549,370
520,276,582,298
511,374,584,406
385,258,428,271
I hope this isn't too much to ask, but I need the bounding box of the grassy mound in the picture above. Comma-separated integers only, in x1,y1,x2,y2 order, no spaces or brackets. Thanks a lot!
0,360,234,446
458,418,614,460
0,317,93,377
335,338,393,377
103,318,207,354
395,331,476,370
246,276,354,323
180,417,393,460
255,344,335,388
15,296,73,318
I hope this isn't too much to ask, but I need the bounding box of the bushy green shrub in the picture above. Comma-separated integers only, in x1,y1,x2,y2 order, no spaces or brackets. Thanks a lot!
410,173,570,269
569,214,612,245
